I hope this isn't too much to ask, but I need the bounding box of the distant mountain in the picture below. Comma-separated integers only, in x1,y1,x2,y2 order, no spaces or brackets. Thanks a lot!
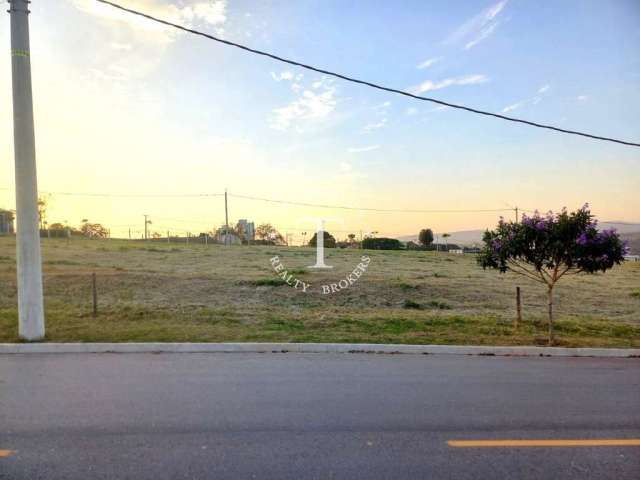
396,222,640,253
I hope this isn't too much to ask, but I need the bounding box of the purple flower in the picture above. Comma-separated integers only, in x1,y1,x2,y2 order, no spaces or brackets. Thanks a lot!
577,232,589,246
535,220,546,231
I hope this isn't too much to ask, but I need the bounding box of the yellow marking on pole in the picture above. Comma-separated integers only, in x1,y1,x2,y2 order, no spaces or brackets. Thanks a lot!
448,439,640,448
11,49,29,57
0,450,16,458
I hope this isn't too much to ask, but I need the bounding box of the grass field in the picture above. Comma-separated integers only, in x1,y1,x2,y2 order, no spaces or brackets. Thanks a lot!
0,236,639,346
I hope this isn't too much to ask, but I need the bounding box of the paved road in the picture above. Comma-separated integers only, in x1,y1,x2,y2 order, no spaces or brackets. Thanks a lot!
1,353,638,479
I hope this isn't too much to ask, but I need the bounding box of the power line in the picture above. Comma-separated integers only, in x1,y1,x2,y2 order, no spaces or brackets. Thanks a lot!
228,193,510,213
0,187,223,198
0,186,512,214
95,0,640,148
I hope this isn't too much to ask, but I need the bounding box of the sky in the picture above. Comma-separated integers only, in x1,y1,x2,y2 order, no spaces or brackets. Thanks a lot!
1,0,639,242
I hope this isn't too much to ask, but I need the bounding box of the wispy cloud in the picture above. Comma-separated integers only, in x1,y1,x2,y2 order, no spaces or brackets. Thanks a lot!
362,118,387,132
348,145,380,153
501,84,551,113
416,57,442,70
270,71,303,82
501,101,525,113
408,74,489,95
269,77,337,131
72,0,227,44
577,95,588,101
372,101,391,110
445,0,508,50
406,107,419,116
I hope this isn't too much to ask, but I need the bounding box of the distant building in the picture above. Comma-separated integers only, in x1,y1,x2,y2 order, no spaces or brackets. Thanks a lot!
236,219,255,241
0,209,15,235
215,225,242,245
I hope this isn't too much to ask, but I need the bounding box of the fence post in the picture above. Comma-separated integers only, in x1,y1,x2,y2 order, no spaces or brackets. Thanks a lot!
92,272,98,317
515,286,522,329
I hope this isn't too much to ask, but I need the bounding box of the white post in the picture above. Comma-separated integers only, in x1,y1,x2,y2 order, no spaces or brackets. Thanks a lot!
9,0,45,340
309,219,332,269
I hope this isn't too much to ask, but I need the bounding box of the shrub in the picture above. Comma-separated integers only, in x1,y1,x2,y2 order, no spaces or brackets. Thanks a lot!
362,237,401,250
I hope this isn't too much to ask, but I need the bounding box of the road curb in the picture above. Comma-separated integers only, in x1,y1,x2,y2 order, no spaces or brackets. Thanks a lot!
0,342,638,357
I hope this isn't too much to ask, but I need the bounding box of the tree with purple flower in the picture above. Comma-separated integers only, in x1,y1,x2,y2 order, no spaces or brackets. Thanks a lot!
478,204,628,345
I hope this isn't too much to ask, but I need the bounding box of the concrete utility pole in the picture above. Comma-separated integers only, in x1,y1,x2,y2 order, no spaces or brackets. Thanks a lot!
9,0,44,340
515,206,519,223
224,189,229,246
143,214,151,240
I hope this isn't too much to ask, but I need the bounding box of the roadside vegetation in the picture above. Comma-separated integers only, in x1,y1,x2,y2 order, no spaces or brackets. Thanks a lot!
0,236,638,346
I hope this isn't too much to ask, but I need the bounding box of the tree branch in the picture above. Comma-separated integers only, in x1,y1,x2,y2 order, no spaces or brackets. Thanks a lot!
507,260,547,284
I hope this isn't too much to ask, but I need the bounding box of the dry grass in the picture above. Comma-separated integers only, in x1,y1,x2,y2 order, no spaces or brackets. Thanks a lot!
0,236,638,346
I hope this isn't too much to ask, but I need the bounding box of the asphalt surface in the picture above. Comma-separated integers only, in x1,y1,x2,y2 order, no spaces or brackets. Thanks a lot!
0,353,638,479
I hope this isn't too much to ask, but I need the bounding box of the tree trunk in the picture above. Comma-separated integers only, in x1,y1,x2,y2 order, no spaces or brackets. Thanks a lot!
547,286,554,346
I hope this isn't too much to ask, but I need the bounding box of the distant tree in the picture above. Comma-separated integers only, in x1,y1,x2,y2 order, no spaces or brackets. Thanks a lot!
419,228,434,247
442,233,451,251
80,220,109,239
308,231,336,248
255,223,285,244
362,237,401,250
478,205,627,345
347,233,356,244
37,195,50,230
256,223,274,240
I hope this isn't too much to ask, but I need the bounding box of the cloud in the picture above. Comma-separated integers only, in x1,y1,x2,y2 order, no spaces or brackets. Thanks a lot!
446,0,508,50
71,0,227,44
406,107,419,116
271,71,301,82
362,118,387,132
577,95,588,101
417,57,442,70
501,101,525,113
501,84,551,113
408,74,488,95
270,77,337,131
348,145,380,153
339,162,352,172
373,101,391,110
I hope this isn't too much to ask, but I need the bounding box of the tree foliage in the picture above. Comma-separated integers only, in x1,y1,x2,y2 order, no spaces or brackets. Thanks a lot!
478,204,627,344
418,228,434,247
362,237,402,250
80,220,109,239
308,231,336,248
255,223,285,244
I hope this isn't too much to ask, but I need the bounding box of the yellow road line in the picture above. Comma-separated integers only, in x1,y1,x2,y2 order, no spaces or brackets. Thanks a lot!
0,450,16,458
448,439,640,448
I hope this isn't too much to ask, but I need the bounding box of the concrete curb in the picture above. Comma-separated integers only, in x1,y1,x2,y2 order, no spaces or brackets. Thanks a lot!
0,343,638,357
